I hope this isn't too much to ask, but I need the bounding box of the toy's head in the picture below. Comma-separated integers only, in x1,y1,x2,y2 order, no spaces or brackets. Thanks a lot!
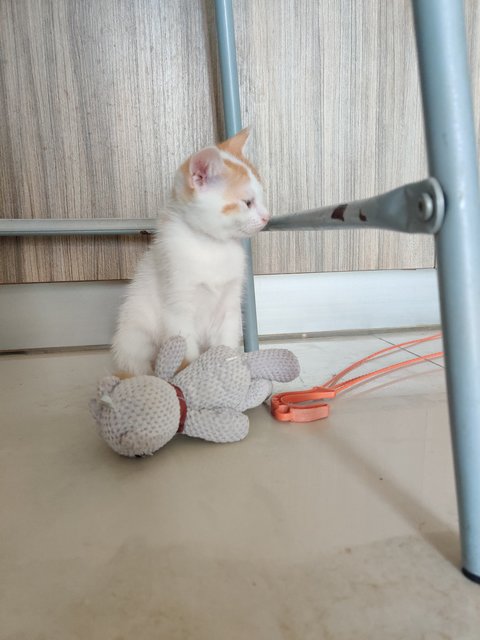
89,376,120,423
90,375,180,457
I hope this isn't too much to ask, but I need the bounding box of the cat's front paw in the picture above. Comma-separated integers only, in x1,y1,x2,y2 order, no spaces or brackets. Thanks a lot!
183,338,200,365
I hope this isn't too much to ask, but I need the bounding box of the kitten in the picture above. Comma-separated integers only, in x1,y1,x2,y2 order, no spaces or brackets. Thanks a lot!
112,128,270,376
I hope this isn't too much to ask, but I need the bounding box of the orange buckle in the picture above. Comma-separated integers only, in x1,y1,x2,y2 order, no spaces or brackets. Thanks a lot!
271,387,337,422
270,333,444,424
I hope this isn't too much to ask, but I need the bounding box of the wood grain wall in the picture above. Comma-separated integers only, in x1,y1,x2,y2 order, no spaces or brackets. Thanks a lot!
0,0,478,283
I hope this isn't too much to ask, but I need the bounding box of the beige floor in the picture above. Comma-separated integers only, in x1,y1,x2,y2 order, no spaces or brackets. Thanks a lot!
1,331,479,639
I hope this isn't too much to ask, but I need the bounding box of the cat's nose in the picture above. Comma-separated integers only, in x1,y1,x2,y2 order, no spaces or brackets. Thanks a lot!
260,210,271,225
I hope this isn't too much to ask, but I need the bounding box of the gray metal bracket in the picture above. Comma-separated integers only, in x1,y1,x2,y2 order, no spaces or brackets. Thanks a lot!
265,177,445,235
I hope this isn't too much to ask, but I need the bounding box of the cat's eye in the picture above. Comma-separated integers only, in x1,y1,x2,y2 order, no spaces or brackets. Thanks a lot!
243,199,253,208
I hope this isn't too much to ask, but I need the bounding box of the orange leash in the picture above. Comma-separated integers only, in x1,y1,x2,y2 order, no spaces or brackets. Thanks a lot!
271,333,443,423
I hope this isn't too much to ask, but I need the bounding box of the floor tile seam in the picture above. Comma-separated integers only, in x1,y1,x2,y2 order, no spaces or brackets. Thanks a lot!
374,336,445,370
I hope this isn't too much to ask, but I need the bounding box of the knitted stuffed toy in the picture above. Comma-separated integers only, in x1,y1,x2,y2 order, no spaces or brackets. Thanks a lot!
90,336,300,457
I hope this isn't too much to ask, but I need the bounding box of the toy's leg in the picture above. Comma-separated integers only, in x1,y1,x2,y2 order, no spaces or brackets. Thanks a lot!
240,379,273,412
413,0,480,583
214,0,259,352
184,409,249,443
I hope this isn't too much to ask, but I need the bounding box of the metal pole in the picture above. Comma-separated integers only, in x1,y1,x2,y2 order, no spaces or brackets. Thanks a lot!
0,218,155,236
214,0,259,352
413,0,480,583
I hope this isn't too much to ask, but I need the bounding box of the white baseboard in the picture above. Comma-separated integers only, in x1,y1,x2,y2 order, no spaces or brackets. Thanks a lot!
255,270,440,336
0,269,440,351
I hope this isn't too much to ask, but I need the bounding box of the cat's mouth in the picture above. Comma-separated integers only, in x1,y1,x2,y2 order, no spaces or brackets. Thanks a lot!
251,217,270,233
239,223,266,238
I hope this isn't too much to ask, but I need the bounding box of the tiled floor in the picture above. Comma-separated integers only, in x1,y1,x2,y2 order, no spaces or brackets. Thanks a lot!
1,331,479,639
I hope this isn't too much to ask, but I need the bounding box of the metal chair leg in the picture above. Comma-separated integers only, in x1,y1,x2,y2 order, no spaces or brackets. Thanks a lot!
214,0,260,352
413,0,480,583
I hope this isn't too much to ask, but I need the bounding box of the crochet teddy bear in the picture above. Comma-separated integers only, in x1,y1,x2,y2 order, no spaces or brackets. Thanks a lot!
90,336,300,457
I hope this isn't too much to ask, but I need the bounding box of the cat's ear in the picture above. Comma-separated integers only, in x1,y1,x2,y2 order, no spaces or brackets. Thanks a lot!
188,146,224,189
219,127,251,156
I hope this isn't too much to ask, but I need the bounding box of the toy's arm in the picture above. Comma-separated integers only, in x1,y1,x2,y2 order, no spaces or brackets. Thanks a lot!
154,336,186,380
238,379,273,411
243,349,300,382
184,409,249,443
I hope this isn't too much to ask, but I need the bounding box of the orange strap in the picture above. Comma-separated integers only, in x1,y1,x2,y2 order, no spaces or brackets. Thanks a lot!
271,333,443,423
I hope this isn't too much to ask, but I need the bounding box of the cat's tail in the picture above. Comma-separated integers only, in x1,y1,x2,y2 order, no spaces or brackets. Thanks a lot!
113,370,135,380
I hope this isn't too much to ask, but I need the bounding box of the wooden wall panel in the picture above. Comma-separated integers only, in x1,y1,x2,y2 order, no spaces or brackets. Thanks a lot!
241,0,433,273
3,0,479,282
0,0,216,282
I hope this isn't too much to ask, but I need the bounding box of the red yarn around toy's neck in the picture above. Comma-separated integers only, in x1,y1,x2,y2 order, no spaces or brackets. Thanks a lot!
172,385,187,433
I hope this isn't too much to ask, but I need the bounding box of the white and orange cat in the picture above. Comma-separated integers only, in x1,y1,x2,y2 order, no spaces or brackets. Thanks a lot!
112,128,270,376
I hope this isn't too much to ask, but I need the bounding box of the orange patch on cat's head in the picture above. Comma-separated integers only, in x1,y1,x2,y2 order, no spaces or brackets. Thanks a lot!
178,154,250,203
218,128,262,184
179,158,195,197
176,131,262,205
222,159,255,206
218,128,251,155
222,202,240,215
224,159,249,183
